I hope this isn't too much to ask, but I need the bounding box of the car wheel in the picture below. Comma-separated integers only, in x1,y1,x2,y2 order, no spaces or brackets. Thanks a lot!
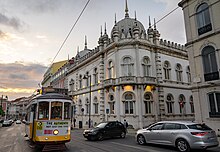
97,133,104,141
176,139,190,152
137,134,146,145
86,137,91,141
120,131,126,138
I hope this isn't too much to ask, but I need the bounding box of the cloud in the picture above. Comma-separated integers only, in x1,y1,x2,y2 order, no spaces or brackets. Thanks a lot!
0,62,47,89
0,30,10,40
153,0,178,9
1,0,62,14
0,13,24,31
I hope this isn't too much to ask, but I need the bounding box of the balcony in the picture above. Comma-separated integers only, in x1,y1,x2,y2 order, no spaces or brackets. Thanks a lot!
118,76,136,85
204,72,219,82
103,78,116,87
118,76,156,85
198,23,212,35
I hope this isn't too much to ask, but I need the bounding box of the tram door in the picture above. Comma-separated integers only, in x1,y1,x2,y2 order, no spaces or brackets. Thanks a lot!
25,104,36,139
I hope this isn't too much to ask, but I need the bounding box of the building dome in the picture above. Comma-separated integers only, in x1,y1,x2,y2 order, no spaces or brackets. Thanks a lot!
111,1,146,40
111,17,146,40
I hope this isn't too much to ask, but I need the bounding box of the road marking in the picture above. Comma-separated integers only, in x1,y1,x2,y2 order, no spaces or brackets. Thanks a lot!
111,142,159,152
1,134,7,138
6,127,14,132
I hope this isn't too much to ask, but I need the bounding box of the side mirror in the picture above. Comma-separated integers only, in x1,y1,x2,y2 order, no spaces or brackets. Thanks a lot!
148,128,152,131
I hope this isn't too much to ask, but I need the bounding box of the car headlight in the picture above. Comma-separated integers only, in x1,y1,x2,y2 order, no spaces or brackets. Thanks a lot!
91,131,98,135
53,129,59,135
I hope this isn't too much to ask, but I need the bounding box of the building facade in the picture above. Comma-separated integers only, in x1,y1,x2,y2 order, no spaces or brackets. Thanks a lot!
179,0,220,135
66,2,194,129
41,60,67,87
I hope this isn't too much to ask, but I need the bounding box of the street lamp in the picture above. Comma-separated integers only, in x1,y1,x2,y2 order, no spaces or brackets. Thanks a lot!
83,74,91,128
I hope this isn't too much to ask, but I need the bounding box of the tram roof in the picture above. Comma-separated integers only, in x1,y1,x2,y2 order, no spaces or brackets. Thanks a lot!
32,93,72,101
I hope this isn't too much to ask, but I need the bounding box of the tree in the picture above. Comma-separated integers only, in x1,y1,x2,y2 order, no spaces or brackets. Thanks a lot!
0,106,5,116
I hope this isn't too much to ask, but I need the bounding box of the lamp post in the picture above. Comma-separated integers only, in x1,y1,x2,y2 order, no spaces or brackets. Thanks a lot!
83,74,91,128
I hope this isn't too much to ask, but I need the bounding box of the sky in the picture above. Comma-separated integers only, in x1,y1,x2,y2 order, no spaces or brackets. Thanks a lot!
0,0,186,100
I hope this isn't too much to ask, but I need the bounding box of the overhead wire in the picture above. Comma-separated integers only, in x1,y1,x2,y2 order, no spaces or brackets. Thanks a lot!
51,0,91,64
38,0,91,89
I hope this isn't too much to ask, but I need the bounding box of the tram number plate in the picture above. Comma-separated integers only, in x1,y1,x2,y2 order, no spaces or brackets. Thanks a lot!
37,126,42,130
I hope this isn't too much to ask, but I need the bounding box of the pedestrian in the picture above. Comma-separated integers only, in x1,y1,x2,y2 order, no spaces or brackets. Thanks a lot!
123,119,128,132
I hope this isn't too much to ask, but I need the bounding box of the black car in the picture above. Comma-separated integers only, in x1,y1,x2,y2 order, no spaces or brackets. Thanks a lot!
83,121,126,141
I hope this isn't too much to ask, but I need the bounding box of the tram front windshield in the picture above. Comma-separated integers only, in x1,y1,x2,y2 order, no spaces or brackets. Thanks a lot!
51,102,62,119
38,101,71,120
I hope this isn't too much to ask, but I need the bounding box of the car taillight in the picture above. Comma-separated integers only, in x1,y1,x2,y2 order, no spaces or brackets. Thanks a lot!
191,132,208,136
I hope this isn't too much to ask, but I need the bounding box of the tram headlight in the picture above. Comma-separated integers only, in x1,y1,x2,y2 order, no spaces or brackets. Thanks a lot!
53,129,59,135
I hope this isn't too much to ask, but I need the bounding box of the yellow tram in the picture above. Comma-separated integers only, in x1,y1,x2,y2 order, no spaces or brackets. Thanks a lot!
24,91,72,147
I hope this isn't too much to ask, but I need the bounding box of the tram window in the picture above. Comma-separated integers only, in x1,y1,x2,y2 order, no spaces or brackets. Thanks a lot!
64,102,71,119
51,102,62,119
38,102,49,120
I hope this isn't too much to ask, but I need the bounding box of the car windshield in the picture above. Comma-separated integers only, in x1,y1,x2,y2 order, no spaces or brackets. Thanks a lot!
95,122,108,128
187,124,212,130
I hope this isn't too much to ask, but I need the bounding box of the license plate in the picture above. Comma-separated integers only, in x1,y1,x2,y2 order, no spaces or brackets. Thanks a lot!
84,134,88,136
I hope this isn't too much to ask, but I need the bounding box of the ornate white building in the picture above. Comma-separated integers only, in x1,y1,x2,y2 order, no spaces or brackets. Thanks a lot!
179,0,220,135
65,2,194,129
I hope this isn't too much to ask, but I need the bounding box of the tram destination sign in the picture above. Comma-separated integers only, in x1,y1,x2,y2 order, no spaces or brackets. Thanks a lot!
36,121,70,136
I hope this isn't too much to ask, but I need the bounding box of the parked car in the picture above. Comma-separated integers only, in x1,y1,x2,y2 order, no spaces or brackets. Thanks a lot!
22,119,26,124
83,121,126,141
2,120,12,127
9,119,14,124
16,120,21,124
135,121,219,152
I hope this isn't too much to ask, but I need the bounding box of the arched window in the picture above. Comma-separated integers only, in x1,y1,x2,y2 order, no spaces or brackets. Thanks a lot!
179,94,186,114
186,66,191,83
208,92,220,117
176,63,183,82
202,46,219,81
164,61,171,80
142,56,151,76
79,75,82,89
196,3,212,35
85,71,89,87
144,92,153,114
108,94,115,114
85,98,89,114
123,92,135,114
93,68,98,84
93,96,98,114
189,95,194,113
166,94,174,114
121,57,134,76
69,79,74,92
108,61,114,79
78,99,83,115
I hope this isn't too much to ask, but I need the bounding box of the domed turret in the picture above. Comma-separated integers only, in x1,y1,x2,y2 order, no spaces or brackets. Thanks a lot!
98,26,104,46
110,0,146,41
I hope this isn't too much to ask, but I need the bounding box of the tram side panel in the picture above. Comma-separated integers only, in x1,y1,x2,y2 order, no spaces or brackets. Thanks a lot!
25,110,34,139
